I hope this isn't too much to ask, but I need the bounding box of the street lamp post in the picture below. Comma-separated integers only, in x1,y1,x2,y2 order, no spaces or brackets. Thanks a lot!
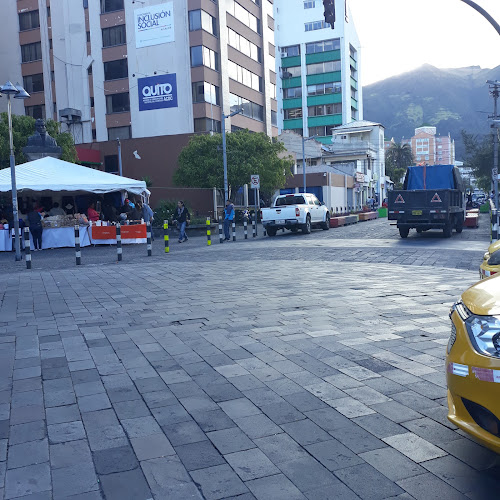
116,138,123,176
0,81,30,261
302,135,318,193
222,108,243,202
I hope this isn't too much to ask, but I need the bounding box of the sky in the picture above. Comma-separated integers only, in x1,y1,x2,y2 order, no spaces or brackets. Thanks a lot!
348,0,500,86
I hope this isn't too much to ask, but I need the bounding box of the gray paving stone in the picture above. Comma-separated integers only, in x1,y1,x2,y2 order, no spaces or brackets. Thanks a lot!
151,403,191,426
402,417,462,445
162,420,207,446
397,472,469,500
0,439,7,462
280,419,332,446
207,427,255,454
219,398,262,419
78,393,112,413
233,414,282,439
4,463,51,499
225,447,280,481
260,401,305,424
10,405,45,425
175,440,225,471
46,404,81,425
48,421,86,444
113,399,151,419
191,409,235,433
305,439,364,471
99,468,153,500
189,464,248,500
50,440,93,469
10,421,46,445
368,401,423,424
7,439,49,469
352,413,406,439
383,432,447,463
130,433,175,461
134,376,168,393
246,473,306,500
93,445,138,475
52,462,99,499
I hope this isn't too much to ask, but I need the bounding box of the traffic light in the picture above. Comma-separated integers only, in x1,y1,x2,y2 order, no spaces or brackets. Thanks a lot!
323,0,335,29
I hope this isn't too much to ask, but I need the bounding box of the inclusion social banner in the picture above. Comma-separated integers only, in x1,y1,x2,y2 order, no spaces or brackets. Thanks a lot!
138,74,178,112
135,2,174,49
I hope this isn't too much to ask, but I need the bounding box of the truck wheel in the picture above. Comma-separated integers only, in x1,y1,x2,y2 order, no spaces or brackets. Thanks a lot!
267,228,277,237
455,215,464,234
322,214,330,230
399,227,409,238
443,223,452,238
302,216,312,234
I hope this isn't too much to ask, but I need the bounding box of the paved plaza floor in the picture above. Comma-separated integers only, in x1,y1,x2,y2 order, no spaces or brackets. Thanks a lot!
0,216,498,499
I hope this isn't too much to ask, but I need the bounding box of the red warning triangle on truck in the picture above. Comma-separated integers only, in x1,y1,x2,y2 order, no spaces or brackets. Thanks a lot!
430,192,442,203
394,194,405,204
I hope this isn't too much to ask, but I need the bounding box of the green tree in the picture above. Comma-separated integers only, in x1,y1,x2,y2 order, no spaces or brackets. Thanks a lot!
385,142,414,188
461,131,497,192
174,130,293,196
0,113,78,169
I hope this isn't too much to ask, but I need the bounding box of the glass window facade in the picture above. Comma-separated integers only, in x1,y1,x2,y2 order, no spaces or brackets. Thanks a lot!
284,108,302,119
23,74,44,94
21,42,42,63
281,45,300,57
228,61,262,92
101,0,124,14
304,20,330,31
194,118,221,133
108,126,131,141
306,39,340,54
227,1,260,34
102,25,126,47
308,103,341,116
19,10,40,31
104,59,128,80
189,10,217,36
192,82,220,106
307,82,341,96
281,66,301,78
284,87,302,99
309,125,337,136
105,92,130,114
190,46,219,71
306,61,341,75
227,28,261,62
230,94,264,122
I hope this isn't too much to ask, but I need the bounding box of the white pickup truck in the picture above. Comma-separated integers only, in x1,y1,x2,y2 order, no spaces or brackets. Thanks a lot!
261,193,330,236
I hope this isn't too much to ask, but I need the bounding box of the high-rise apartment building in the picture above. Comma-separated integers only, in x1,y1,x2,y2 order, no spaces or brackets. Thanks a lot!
1,0,277,176
274,0,362,145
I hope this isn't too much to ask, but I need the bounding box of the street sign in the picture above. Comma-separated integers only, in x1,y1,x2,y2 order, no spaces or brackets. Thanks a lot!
250,175,260,189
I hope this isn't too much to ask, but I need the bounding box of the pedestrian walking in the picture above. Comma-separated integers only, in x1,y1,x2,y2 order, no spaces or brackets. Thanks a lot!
174,201,190,243
223,200,235,241
27,205,44,251
139,201,155,240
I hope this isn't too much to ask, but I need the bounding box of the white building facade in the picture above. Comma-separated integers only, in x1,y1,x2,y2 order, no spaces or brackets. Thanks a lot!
274,0,362,145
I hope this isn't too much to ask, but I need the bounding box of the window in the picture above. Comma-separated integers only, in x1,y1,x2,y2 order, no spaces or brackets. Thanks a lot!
306,39,340,54
276,195,306,206
25,105,45,120
281,66,301,78
90,97,95,107
227,28,261,62
284,108,302,120
351,88,357,99
230,94,264,122
19,10,40,31
108,126,131,141
192,82,220,106
307,61,341,75
351,108,358,120
309,125,337,136
100,0,124,14
189,10,217,36
103,59,128,80
227,0,260,34
86,31,91,42
270,82,276,99
190,46,218,71
102,25,126,47
21,42,42,63
23,74,44,94
83,0,89,8
308,103,341,116
281,45,300,57
105,92,130,113
228,61,262,92
307,82,341,96
194,118,221,133
47,7,51,17
104,155,119,173
271,110,277,127
49,39,53,50
304,1,315,8
305,20,330,31
92,129,97,141
350,67,357,79
349,44,357,61
284,87,302,99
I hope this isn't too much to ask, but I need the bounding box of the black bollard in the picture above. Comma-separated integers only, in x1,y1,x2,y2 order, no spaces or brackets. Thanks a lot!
116,224,122,261
74,225,81,266
24,228,31,270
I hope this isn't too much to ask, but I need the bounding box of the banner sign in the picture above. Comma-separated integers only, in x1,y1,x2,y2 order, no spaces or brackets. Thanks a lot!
138,74,178,111
135,2,174,49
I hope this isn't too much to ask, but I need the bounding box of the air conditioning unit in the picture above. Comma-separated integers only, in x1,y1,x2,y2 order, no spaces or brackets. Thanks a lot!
281,52,287,58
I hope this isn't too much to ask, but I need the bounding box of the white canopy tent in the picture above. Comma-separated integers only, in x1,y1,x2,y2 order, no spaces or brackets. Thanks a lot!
0,157,148,196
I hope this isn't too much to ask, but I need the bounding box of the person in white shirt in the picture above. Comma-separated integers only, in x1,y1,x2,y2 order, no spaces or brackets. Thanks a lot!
48,203,66,216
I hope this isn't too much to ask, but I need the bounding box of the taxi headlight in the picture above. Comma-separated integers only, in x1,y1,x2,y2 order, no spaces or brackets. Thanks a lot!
488,249,500,266
465,315,500,358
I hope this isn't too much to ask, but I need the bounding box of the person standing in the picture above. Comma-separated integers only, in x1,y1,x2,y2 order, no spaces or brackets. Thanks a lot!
140,201,155,240
223,200,234,241
174,201,190,243
87,202,100,222
27,205,44,251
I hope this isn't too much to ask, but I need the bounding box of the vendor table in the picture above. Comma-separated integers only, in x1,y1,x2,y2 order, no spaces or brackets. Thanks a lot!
31,227,91,250
0,230,11,252
90,224,147,245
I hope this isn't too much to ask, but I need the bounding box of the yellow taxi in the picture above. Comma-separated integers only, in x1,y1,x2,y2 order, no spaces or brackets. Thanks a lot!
480,240,500,280
447,274,500,453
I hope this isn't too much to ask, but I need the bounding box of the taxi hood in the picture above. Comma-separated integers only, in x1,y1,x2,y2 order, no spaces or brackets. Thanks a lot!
462,274,500,316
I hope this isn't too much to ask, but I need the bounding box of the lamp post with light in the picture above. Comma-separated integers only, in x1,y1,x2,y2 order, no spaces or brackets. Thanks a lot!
221,107,243,202
0,81,30,261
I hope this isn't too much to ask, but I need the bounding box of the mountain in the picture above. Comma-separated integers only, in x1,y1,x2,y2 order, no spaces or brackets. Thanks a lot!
362,64,500,160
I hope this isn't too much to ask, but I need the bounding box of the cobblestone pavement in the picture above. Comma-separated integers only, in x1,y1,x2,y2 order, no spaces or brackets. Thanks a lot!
0,214,498,499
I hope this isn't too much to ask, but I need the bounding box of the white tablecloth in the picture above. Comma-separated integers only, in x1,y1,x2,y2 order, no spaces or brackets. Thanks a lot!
0,230,10,252
30,227,91,250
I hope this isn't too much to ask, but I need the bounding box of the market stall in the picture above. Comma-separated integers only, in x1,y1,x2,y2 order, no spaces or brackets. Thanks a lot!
0,157,148,251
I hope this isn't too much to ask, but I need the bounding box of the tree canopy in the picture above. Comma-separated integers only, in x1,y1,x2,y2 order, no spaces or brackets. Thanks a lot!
385,142,414,189
461,131,497,192
174,130,293,196
0,114,78,169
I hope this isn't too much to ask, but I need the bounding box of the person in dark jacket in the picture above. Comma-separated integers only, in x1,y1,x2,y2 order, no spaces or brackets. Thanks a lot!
27,206,44,250
174,201,190,243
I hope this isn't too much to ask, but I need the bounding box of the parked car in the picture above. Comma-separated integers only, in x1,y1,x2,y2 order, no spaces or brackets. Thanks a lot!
447,274,500,453
261,193,330,236
479,240,500,280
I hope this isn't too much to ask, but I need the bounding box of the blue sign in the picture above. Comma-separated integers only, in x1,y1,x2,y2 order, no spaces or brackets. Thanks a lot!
138,74,178,111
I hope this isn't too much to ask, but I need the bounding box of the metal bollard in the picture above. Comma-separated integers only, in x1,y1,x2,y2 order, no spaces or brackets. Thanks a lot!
252,216,256,238
263,226,267,237
232,220,236,241
206,217,211,246
219,217,223,243
74,225,81,266
244,219,248,239
116,224,122,261
146,222,152,256
24,228,31,270
164,220,169,253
